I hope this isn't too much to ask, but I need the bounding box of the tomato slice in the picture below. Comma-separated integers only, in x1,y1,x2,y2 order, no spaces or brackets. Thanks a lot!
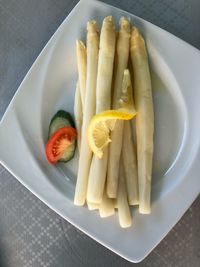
45,126,77,164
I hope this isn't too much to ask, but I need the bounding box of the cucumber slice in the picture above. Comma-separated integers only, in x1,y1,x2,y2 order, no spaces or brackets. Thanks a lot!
48,110,76,162
48,110,75,137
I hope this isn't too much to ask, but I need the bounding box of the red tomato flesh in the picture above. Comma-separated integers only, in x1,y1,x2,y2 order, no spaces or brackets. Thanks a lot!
45,126,77,164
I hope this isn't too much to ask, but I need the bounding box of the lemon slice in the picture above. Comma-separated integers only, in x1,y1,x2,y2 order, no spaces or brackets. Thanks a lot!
119,69,135,112
88,69,136,158
88,109,136,159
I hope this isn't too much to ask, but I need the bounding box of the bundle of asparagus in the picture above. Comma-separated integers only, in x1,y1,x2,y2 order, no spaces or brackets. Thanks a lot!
74,16,154,227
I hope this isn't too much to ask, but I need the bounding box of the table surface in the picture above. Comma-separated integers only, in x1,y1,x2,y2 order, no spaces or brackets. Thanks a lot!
0,0,200,266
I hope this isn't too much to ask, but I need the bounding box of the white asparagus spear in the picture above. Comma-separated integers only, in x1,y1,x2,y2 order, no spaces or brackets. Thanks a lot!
76,41,87,107
87,16,116,204
87,150,108,203
117,161,132,228
122,121,139,205
74,21,99,206
87,201,99,211
74,81,82,151
130,27,154,214
112,17,131,108
107,17,131,198
128,60,137,144
99,190,115,218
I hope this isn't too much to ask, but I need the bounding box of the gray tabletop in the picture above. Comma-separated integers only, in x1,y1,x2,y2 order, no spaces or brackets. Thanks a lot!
0,0,200,266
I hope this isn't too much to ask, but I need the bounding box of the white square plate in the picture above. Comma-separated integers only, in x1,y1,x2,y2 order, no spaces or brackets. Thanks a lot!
0,0,200,263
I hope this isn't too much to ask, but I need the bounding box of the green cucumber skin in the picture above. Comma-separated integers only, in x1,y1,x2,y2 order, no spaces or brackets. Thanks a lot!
48,110,75,138
48,110,76,162
52,110,75,127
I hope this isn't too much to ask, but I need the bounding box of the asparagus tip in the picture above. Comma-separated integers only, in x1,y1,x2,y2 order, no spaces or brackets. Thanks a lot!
104,15,114,22
119,16,131,32
87,20,99,32
131,26,142,38
131,27,145,48
103,15,115,29
76,40,86,50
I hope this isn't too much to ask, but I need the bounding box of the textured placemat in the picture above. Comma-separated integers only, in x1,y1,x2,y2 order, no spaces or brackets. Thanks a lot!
0,0,200,266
